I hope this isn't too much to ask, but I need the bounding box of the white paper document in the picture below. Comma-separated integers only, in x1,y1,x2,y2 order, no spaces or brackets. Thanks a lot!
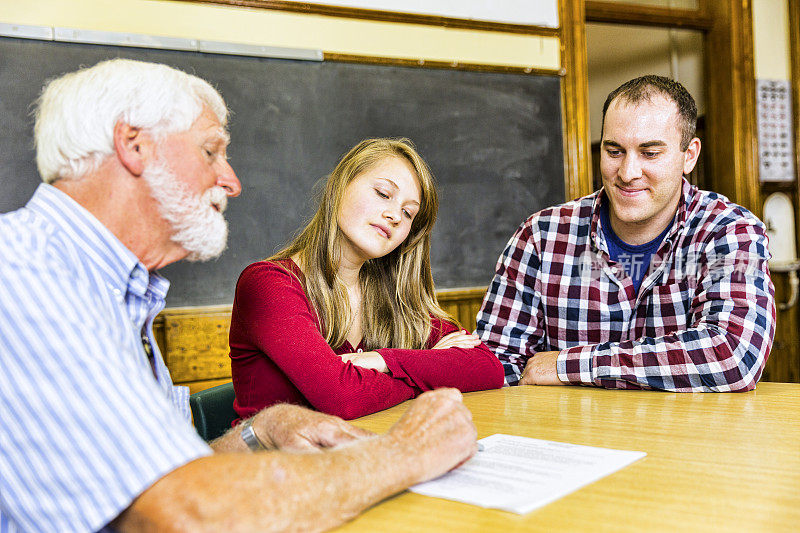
409,434,646,514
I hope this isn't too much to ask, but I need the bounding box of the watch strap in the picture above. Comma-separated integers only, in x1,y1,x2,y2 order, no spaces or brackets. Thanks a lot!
240,417,267,451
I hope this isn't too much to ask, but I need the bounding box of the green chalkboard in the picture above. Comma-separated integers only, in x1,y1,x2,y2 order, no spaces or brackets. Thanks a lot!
0,36,564,306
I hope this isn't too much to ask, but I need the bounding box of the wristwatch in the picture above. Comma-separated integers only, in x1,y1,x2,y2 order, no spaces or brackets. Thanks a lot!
240,417,267,451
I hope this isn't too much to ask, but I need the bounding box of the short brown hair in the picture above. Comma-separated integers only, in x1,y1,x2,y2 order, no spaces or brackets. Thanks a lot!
601,75,697,151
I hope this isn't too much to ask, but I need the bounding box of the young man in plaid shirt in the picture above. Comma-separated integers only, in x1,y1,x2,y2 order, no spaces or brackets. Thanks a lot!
476,76,775,392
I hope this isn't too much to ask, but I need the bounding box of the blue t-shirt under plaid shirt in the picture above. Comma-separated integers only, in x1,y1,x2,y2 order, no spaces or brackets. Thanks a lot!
598,199,672,292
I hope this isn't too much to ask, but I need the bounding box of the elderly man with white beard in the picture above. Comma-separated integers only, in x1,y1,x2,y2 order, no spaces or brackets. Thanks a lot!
0,59,477,533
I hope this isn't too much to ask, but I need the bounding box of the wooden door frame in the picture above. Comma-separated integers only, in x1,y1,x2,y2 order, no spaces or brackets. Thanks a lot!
704,1,760,217
560,0,592,201
561,0,761,217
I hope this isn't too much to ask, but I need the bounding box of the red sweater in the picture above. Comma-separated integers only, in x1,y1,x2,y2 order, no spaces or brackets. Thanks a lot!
229,260,504,420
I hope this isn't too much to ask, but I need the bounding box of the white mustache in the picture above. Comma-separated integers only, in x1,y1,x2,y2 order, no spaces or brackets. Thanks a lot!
204,186,228,213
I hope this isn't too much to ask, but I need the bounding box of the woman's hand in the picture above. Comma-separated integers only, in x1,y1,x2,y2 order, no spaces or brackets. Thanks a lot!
340,351,389,373
432,331,481,350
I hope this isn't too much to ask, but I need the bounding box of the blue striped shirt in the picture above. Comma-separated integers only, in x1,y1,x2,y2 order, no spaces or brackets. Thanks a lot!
0,184,212,533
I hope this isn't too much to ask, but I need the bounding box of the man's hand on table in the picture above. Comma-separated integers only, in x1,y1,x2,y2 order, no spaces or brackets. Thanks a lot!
255,389,479,485
251,403,374,452
125,389,478,531
520,351,565,386
386,388,478,482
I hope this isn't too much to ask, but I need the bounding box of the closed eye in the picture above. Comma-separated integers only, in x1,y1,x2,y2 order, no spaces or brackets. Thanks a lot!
375,189,390,199
204,141,229,160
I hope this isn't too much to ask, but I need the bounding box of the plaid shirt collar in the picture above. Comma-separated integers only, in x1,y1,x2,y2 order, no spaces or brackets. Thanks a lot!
589,177,692,256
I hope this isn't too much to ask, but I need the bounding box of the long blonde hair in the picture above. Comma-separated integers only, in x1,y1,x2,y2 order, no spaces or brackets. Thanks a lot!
271,138,453,349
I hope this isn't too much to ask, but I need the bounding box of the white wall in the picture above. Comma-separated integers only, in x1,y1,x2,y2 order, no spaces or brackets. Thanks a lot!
753,0,791,80
306,0,559,27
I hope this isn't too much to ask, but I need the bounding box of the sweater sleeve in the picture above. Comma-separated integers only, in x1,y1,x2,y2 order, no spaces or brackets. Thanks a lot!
377,318,505,392
231,262,416,419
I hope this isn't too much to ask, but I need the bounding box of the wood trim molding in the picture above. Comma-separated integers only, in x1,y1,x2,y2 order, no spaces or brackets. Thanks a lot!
704,0,760,217
155,306,234,383
436,287,488,302
171,0,561,36
585,1,712,30
323,53,564,76
560,0,593,201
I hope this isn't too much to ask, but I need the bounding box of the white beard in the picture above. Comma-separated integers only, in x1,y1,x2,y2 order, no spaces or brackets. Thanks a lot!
142,161,229,262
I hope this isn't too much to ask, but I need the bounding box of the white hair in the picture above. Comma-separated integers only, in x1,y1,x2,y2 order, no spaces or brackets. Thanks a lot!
34,58,228,183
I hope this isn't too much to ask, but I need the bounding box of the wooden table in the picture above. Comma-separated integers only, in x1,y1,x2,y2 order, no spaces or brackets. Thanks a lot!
341,383,800,532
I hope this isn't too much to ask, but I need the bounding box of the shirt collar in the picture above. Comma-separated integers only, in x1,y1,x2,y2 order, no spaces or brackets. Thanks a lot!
26,183,169,300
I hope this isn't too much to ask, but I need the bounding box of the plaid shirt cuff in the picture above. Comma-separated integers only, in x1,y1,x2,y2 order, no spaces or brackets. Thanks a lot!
558,345,595,385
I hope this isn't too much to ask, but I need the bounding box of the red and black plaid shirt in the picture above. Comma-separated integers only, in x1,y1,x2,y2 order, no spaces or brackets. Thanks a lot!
476,179,775,392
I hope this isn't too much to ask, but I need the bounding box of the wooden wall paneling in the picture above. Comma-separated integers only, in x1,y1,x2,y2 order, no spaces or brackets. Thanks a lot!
437,287,488,331
704,0,761,217
457,304,477,332
155,306,233,384
560,0,594,201
763,272,800,382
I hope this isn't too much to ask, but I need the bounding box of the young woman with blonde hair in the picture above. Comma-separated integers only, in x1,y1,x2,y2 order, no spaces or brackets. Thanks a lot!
229,138,503,420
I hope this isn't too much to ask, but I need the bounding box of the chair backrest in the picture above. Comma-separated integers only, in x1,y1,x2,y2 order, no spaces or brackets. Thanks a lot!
189,382,238,442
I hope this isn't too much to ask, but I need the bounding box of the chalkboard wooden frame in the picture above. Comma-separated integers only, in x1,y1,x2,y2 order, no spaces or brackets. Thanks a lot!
323,53,563,77
0,36,564,307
